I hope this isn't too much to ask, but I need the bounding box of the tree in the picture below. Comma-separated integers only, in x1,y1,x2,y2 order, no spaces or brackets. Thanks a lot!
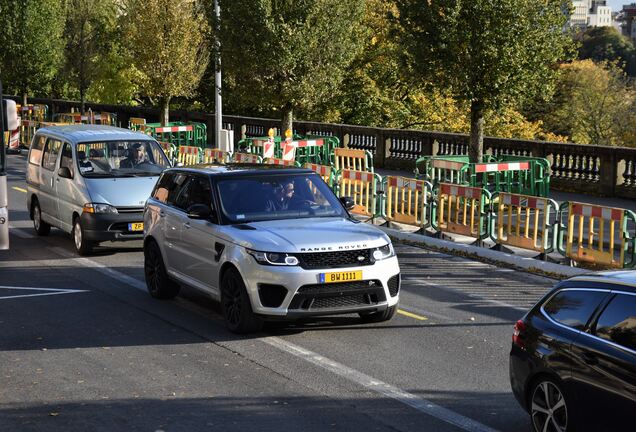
219,0,366,133
63,0,118,113
543,60,636,146
577,26,636,76
0,0,65,105
396,0,573,162
121,0,209,125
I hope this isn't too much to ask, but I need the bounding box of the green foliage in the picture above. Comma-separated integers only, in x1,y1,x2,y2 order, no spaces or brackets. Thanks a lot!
219,0,366,130
121,0,210,123
577,26,636,76
396,0,574,160
0,0,65,99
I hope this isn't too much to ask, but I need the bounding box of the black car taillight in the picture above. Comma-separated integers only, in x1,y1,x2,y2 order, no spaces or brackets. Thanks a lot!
512,320,526,349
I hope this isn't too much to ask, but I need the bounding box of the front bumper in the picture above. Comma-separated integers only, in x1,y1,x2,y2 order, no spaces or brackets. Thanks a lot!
80,211,145,242
238,254,401,318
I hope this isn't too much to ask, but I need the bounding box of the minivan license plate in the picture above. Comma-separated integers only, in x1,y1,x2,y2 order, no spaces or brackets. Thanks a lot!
128,222,144,232
319,271,362,284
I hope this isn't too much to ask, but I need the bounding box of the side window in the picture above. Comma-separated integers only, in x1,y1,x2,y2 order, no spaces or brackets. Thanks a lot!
174,177,194,211
167,173,189,207
594,294,636,351
188,176,212,208
152,172,174,204
60,143,74,178
543,289,608,330
28,135,46,165
42,139,62,171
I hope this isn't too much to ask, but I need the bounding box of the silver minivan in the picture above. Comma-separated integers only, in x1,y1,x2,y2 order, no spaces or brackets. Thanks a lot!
26,125,171,255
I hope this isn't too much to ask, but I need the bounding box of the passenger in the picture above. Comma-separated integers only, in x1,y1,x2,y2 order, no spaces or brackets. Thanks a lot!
77,151,93,170
120,143,149,168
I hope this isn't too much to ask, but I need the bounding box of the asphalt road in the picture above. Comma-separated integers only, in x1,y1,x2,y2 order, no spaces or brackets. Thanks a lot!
0,152,557,432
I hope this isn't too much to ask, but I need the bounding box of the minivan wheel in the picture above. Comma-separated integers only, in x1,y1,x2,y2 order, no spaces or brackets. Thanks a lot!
144,240,180,299
32,200,50,236
359,304,397,323
221,268,263,334
530,378,569,432
72,217,93,256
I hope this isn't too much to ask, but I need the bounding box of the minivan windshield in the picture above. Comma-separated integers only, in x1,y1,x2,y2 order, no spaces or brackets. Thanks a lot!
77,140,170,177
217,173,347,223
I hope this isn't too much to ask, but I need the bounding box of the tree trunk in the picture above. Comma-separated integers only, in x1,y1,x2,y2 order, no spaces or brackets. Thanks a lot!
469,100,484,163
80,88,86,116
281,103,293,137
160,97,171,126
22,93,28,108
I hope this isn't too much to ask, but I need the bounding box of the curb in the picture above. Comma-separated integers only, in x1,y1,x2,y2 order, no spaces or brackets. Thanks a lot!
379,227,589,279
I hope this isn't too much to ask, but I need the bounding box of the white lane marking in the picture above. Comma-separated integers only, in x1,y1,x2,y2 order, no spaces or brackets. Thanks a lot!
263,336,499,432
8,225,35,239
47,246,501,431
0,285,88,300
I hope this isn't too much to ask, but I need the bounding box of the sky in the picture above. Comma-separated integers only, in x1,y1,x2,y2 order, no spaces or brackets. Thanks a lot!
608,1,632,11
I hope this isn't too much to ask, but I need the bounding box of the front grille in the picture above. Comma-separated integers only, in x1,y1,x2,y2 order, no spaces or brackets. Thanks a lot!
296,249,373,270
290,280,386,311
388,275,400,297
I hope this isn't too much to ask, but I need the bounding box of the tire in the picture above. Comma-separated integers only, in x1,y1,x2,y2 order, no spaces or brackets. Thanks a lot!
529,377,571,432
144,240,180,299
359,304,397,323
32,200,51,236
72,217,94,256
221,267,263,334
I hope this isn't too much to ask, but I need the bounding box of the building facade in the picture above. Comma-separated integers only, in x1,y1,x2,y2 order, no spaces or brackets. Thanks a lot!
569,0,613,28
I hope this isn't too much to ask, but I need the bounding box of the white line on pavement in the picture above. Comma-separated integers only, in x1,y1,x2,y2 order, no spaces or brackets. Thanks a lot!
8,225,35,239
0,285,88,300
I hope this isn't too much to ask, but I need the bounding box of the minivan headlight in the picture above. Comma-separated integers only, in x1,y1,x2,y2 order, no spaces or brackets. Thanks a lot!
82,203,118,214
373,243,395,261
248,250,299,266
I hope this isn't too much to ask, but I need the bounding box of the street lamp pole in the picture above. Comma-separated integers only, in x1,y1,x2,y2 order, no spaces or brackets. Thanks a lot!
214,0,222,149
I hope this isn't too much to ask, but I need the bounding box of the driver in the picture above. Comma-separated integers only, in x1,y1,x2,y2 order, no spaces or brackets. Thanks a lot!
120,143,148,168
272,181,295,210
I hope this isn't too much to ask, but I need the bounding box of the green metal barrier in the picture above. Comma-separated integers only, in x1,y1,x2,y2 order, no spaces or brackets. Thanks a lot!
132,122,207,148
239,134,340,165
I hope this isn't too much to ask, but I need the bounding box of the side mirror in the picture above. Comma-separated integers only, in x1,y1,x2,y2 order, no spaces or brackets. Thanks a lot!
58,166,73,179
339,196,355,210
187,204,214,221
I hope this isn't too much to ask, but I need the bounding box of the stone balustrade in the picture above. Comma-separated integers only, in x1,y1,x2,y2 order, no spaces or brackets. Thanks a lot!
11,96,636,199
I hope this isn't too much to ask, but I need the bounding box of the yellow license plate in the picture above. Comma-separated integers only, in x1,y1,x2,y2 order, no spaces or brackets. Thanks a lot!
319,270,362,284
128,222,144,232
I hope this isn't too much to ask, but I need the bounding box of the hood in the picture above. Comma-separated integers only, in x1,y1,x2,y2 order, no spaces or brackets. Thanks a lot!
220,217,390,252
84,176,158,207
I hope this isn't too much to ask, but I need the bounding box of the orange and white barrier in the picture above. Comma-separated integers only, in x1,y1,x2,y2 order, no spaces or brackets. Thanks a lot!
304,163,333,186
155,125,193,133
233,152,262,164
203,148,229,164
474,161,530,173
384,176,431,228
178,145,200,166
333,147,371,172
495,193,556,254
265,158,295,166
282,139,296,162
338,169,380,219
436,183,489,239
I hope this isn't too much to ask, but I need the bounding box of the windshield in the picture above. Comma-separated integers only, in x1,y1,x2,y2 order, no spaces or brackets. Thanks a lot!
76,140,170,178
217,173,347,223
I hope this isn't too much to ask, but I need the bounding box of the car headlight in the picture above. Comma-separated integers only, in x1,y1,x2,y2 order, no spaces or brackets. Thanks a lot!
248,250,299,266
373,243,395,261
82,203,118,214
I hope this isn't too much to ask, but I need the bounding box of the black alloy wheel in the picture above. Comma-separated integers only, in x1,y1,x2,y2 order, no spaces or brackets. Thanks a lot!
144,240,180,299
221,268,263,334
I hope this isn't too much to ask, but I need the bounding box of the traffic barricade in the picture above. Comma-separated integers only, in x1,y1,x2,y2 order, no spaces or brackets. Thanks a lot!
232,152,262,164
264,157,298,167
153,124,194,148
497,155,551,197
331,148,373,172
129,117,147,131
282,139,297,162
304,163,336,189
158,141,176,161
240,134,337,165
203,148,230,164
468,160,547,197
491,192,558,257
557,202,636,268
383,176,433,231
337,169,382,221
177,145,200,166
432,183,491,242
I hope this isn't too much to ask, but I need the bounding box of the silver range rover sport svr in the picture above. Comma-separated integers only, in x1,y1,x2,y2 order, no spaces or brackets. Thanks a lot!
143,165,401,333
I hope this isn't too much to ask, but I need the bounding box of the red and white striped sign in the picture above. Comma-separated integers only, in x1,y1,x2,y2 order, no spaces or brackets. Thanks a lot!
432,159,466,171
204,148,227,162
233,153,260,163
571,203,623,221
266,158,295,166
501,193,546,210
342,169,375,183
263,138,275,159
474,162,530,173
155,125,193,133
440,183,482,199
387,176,424,192
179,145,199,156
290,139,324,148
304,163,331,176
282,139,296,161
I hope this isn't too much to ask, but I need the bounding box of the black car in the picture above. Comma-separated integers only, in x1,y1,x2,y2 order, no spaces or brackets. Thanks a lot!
509,271,636,432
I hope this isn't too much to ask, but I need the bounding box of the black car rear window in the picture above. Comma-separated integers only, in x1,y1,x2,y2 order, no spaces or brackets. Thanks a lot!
594,294,636,352
543,289,608,330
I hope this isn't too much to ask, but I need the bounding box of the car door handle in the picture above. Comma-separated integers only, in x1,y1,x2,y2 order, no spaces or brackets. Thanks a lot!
183,222,191,229
581,352,599,366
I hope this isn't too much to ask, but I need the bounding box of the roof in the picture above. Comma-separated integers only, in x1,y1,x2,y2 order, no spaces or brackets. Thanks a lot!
170,163,314,177
567,270,636,290
36,125,154,144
